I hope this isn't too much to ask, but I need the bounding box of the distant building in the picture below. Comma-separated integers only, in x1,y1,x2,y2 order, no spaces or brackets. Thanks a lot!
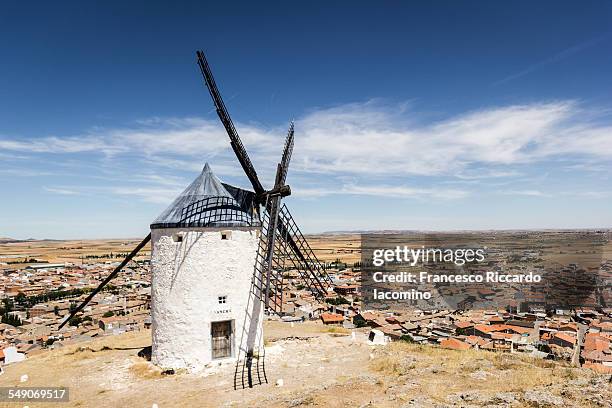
320,312,344,325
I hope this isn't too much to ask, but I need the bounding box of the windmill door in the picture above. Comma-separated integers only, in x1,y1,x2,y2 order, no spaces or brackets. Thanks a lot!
211,320,232,359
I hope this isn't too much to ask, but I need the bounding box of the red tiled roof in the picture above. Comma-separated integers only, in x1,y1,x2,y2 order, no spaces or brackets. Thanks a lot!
582,350,612,362
360,312,378,321
553,332,576,345
474,324,509,333
507,326,531,335
320,313,344,324
584,333,610,352
465,335,490,347
440,338,471,351
474,324,496,333
593,321,612,331
491,332,513,340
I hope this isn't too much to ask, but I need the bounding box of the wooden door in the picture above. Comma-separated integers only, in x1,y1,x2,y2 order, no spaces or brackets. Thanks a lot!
211,320,232,359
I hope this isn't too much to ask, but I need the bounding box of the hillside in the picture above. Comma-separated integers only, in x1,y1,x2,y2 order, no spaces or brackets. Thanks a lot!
0,237,20,244
1,321,610,408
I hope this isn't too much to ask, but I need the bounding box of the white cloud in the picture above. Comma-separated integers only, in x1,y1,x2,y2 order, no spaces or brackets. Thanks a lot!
292,100,607,176
293,184,469,200
109,186,182,204
3,99,612,201
501,190,550,197
43,187,82,195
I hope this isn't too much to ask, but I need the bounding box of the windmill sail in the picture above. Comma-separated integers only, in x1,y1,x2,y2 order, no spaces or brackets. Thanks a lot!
262,124,294,310
276,204,333,295
196,50,264,196
278,123,294,187
196,50,332,312
58,234,151,329
196,50,333,388
251,205,332,316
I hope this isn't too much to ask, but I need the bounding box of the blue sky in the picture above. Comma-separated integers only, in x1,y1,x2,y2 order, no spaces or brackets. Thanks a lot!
1,1,612,239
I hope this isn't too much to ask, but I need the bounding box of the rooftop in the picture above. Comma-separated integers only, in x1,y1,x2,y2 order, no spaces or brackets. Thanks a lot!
150,163,259,229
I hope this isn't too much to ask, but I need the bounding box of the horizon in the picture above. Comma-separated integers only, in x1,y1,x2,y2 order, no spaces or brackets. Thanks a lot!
3,227,611,242
2,1,612,239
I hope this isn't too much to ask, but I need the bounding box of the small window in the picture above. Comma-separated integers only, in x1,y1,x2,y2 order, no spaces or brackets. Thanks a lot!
172,233,183,243
218,296,227,304
221,231,231,240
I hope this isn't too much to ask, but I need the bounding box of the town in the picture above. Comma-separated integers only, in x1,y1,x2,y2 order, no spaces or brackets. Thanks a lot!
0,232,611,376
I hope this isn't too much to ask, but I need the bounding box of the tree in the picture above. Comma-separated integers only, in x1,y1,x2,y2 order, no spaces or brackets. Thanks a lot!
1,313,23,327
102,311,115,318
15,292,27,305
353,315,368,328
327,296,349,306
69,316,82,327
2,298,13,313
53,306,60,316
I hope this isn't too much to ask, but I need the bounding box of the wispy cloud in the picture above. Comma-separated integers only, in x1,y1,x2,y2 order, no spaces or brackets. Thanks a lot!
493,33,610,86
1,168,55,177
2,99,612,202
501,189,550,197
109,186,182,204
43,187,82,196
293,184,469,200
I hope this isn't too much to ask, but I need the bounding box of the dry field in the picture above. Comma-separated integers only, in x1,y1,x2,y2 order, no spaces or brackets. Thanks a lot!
0,239,152,266
3,231,609,270
0,234,362,269
1,321,610,408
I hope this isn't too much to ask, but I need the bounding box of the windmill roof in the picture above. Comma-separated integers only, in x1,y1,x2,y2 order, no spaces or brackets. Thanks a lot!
150,163,259,229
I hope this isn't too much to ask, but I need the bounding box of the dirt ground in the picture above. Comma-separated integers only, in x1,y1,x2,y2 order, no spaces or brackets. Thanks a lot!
1,321,610,408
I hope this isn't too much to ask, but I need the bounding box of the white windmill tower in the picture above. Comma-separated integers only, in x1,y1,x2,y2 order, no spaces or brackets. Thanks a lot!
148,163,262,370
60,50,333,384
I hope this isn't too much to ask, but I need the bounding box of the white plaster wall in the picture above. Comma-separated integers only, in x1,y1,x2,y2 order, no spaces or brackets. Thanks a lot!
2,346,25,364
150,227,263,372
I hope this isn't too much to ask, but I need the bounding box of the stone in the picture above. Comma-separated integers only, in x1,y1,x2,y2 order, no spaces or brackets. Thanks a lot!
523,390,564,406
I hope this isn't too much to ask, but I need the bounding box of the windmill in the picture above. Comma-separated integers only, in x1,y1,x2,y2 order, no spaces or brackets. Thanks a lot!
59,50,333,386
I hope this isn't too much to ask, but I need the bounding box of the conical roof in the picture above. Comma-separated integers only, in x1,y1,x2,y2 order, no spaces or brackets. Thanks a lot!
150,163,256,229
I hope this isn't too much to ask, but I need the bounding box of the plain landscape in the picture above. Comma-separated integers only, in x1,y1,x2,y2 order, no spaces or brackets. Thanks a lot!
1,233,611,407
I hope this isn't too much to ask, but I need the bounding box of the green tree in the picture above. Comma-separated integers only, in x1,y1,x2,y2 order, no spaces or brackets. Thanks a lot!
327,296,349,306
1,313,23,327
15,292,27,305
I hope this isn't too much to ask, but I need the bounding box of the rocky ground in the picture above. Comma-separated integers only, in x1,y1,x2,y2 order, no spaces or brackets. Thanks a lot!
0,321,610,407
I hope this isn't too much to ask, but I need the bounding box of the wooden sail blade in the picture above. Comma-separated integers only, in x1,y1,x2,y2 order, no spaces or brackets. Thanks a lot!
273,204,333,298
196,50,265,196
58,234,151,329
276,122,294,189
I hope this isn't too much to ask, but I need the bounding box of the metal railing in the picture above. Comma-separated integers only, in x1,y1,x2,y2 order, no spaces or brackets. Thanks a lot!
178,196,259,227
